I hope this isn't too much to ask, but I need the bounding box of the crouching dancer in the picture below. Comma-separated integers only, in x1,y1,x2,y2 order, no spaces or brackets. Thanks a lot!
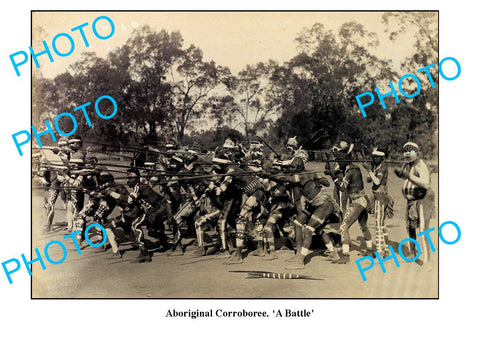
262,169,341,269
126,168,172,263
72,170,119,247
224,166,266,265
87,172,137,259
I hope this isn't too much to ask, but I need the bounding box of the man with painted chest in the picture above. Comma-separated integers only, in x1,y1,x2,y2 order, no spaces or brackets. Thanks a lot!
332,142,373,264
394,142,433,263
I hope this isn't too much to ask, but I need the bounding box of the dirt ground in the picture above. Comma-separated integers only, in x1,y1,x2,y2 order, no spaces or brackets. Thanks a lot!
32,161,438,298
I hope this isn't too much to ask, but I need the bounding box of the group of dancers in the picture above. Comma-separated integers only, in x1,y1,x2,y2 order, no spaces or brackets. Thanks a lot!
34,134,434,269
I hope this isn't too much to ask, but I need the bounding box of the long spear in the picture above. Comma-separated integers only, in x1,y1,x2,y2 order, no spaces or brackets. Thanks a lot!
254,136,281,158
229,270,324,280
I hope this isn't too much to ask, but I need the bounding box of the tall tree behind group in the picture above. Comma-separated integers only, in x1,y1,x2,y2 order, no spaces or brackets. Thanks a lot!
32,25,230,147
267,22,397,150
224,61,280,139
32,16,438,154
382,12,438,157
169,44,232,142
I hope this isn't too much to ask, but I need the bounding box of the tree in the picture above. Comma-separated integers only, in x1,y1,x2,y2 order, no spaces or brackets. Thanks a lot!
382,12,438,157
113,26,183,141
268,22,396,149
225,61,279,139
169,44,231,142
35,26,202,146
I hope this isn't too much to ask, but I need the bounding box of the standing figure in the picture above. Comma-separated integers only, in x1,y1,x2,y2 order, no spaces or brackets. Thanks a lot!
325,141,352,213
38,137,70,231
274,137,309,255
258,137,306,260
394,142,432,263
362,147,394,257
64,135,87,233
333,142,373,264
169,151,203,255
210,139,242,256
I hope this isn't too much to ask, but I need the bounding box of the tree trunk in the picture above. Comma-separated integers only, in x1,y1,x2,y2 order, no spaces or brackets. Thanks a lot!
178,124,185,143
148,119,157,140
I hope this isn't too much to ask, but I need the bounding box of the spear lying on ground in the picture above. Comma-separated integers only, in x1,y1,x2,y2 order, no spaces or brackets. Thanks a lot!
229,270,324,280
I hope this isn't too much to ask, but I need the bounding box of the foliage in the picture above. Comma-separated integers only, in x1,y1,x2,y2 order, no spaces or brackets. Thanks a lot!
33,16,438,157
269,22,399,151
382,12,438,157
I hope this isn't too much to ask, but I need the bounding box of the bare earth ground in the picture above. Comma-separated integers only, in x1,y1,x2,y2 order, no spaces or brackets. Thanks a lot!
32,161,438,298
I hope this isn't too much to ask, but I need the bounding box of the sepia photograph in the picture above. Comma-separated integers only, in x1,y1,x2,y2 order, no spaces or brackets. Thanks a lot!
30,11,439,298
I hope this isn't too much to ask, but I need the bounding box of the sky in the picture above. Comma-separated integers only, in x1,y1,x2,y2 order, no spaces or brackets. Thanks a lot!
31,11,423,78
